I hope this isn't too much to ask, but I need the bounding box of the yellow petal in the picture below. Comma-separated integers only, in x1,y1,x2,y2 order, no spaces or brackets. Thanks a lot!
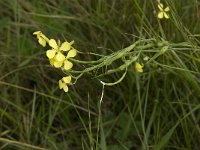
59,80,65,89
54,61,63,68
164,12,169,19
138,68,143,72
63,86,69,92
158,12,164,19
33,31,41,35
62,76,71,84
38,37,46,47
135,63,143,73
67,49,77,58
49,58,55,66
164,6,170,12
49,39,58,49
46,50,56,59
64,60,73,70
40,34,49,42
55,52,65,61
60,41,71,51
158,3,164,11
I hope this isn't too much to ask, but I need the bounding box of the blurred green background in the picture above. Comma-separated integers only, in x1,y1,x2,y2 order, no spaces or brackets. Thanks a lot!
1,0,200,149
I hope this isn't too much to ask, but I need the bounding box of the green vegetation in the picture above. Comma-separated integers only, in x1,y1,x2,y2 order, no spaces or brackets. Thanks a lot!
1,0,200,149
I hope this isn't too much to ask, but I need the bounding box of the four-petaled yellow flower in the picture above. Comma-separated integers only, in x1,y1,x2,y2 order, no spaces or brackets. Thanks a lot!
157,3,170,19
46,39,77,70
135,62,144,73
33,31,49,47
59,76,72,92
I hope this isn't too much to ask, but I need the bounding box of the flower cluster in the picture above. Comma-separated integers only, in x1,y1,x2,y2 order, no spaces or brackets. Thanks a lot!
46,39,77,70
33,31,77,92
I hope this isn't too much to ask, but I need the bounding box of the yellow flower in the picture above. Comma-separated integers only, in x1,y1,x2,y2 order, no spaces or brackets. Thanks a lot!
46,39,71,67
157,3,170,19
47,39,77,70
59,76,71,92
46,39,70,61
135,62,144,73
33,31,49,47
